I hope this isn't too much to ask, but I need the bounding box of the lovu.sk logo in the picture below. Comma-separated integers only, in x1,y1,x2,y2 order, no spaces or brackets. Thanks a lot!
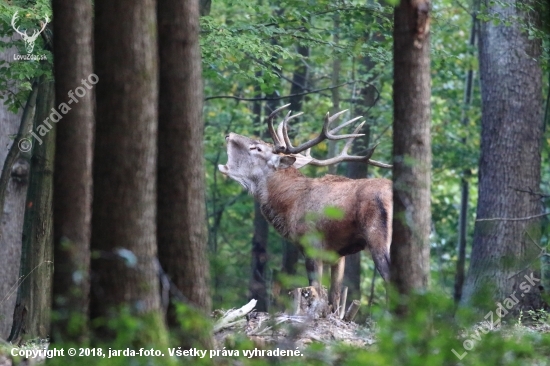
11,11,49,54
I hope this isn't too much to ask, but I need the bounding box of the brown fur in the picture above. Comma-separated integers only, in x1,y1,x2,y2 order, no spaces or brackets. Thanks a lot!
261,168,392,279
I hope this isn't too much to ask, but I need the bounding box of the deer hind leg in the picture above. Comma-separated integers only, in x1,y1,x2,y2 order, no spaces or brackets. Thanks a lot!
329,256,345,314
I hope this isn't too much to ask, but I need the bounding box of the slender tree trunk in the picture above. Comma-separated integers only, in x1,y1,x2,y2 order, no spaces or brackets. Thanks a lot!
8,78,55,344
249,75,269,311
50,0,95,343
390,0,432,314
91,0,168,345
280,44,310,280
250,201,270,311
344,130,370,302
454,16,477,304
157,0,212,347
462,0,544,312
328,9,341,175
199,0,211,16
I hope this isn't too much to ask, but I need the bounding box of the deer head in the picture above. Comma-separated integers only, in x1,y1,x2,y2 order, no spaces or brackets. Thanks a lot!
11,12,49,54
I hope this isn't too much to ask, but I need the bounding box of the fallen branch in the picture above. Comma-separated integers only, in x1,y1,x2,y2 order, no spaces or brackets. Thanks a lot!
213,299,257,332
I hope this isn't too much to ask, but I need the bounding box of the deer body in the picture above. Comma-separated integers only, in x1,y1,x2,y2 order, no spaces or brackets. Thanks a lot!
260,167,391,262
219,105,392,313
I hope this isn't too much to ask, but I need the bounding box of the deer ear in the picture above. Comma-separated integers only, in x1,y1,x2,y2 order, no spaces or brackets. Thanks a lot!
277,156,296,169
291,154,313,169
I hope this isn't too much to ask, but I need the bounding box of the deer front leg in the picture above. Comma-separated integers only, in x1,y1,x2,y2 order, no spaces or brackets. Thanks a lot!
329,256,345,314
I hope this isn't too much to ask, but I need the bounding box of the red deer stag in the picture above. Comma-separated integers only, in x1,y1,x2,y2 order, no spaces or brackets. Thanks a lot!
218,104,392,313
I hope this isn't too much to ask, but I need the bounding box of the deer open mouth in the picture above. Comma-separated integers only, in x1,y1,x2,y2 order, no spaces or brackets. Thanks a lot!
218,164,229,175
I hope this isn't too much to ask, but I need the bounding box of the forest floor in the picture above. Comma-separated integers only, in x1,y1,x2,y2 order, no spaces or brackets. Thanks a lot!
1,302,549,365
214,310,376,350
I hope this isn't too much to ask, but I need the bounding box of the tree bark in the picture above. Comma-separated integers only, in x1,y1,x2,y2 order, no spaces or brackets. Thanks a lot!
91,0,168,345
51,0,95,343
0,38,30,340
157,0,212,347
390,0,432,314
8,78,55,344
462,0,544,312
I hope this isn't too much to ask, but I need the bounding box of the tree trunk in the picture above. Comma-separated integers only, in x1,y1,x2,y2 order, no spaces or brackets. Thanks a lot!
462,0,544,312
344,130,371,303
50,0,95,343
390,0,432,314
454,17,477,303
250,201,270,311
280,44,310,280
327,9,341,176
157,0,212,347
0,38,30,340
199,0,211,16
8,78,55,344
249,96,278,312
91,0,168,345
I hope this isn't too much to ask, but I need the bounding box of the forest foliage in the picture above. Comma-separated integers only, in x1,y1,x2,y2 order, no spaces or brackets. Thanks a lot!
1,0,549,310
0,0,549,364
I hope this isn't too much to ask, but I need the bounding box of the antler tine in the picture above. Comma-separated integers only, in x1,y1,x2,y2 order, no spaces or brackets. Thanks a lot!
307,141,391,168
282,109,365,154
330,115,363,134
306,120,392,168
38,16,49,34
11,12,26,37
267,103,291,152
323,110,365,140
341,121,366,155
279,111,304,151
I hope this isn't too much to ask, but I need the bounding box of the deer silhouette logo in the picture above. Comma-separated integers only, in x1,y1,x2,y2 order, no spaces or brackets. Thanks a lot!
11,12,49,54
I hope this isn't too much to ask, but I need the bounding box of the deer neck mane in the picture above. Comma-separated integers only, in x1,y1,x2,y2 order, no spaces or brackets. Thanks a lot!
256,167,307,239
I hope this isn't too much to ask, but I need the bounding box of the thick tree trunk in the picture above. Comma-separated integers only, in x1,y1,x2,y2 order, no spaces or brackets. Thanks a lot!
157,0,212,347
390,0,432,313
0,39,29,340
51,0,95,342
91,0,168,345
462,0,544,312
8,79,55,344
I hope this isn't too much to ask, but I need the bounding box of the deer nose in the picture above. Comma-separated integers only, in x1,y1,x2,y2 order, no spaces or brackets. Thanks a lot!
225,134,230,141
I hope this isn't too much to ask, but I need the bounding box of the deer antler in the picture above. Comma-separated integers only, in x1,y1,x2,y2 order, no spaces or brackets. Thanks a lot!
11,12,49,42
267,104,391,168
11,12,26,37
